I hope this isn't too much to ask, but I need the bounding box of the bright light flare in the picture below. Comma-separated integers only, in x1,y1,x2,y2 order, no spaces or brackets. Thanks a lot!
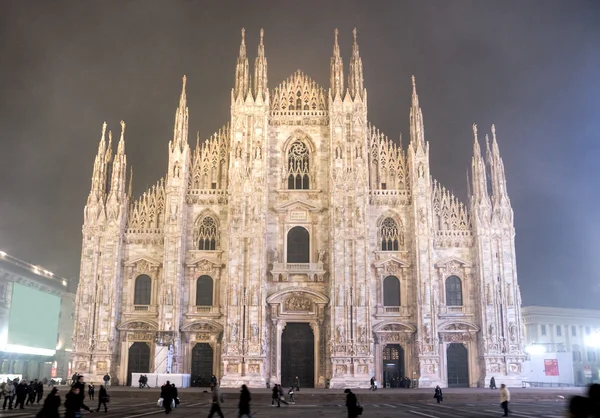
526,344,545,355
585,332,600,348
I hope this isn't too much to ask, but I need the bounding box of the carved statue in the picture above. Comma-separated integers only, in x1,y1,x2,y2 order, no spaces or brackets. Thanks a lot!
231,324,238,342
231,285,238,305
358,284,365,306
337,285,344,307
251,324,259,342
337,325,345,343
251,286,259,306
317,250,326,263
272,249,279,263
418,163,424,178
285,296,312,311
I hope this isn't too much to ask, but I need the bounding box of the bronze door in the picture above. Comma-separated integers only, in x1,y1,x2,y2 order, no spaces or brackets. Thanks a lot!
281,323,314,388
382,344,405,388
191,343,213,387
447,343,469,387
127,342,150,386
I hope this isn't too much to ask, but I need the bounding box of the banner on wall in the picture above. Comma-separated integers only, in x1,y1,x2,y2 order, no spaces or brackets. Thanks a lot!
544,359,559,376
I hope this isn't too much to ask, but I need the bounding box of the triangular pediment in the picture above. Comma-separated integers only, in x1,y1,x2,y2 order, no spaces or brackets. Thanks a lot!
117,319,158,331
434,257,471,269
124,256,162,268
274,199,322,214
186,256,224,269
180,320,223,333
439,321,479,332
373,256,410,269
270,70,327,112
373,321,416,333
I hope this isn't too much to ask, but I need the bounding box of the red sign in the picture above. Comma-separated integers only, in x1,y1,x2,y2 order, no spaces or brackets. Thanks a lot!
544,359,559,376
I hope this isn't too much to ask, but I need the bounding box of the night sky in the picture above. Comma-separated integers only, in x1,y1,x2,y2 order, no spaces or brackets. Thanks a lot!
0,1,599,308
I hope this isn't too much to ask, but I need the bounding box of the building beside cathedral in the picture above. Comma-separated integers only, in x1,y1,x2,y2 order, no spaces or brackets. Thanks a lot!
72,28,526,388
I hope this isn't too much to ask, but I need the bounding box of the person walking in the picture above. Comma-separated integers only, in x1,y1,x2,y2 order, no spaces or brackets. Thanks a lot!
490,376,497,390
207,385,224,418
500,383,510,417
14,380,27,409
294,376,300,392
160,381,174,414
238,384,252,418
64,387,92,418
102,374,110,388
39,387,61,418
288,387,295,404
88,384,95,401
26,380,37,405
278,384,289,405
2,380,14,410
370,377,376,391
171,384,179,408
271,385,280,407
434,385,443,404
95,385,109,413
36,380,44,404
344,388,361,418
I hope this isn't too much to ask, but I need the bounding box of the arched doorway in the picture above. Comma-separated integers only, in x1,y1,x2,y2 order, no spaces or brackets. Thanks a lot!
281,323,314,388
447,343,469,387
191,343,213,387
382,344,405,388
127,342,150,386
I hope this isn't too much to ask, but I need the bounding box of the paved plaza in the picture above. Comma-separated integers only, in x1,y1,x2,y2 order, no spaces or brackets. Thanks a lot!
0,388,577,418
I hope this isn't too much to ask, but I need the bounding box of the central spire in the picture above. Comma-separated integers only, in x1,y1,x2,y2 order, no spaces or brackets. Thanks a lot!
409,75,425,150
330,28,344,100
234,28,250,100
172,75,189,151
348,28,364,100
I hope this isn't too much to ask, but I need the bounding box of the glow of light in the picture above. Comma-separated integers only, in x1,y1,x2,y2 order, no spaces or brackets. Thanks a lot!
0,251,5,257
526,344,545,355
61,280,67,286
585,333,600,348
1,344,55,356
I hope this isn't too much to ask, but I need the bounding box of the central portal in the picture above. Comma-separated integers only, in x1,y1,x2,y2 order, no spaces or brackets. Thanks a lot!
281,323,314,388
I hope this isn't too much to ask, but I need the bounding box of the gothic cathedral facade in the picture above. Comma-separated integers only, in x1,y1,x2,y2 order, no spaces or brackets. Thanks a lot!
72,29,526,388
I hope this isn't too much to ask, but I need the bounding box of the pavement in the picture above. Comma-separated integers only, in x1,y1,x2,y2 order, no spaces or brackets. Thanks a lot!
0,387,579,418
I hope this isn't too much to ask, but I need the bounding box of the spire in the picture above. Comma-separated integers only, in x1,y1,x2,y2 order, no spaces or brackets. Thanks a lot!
470,123,490,205
348,28,364,100
330,28,344,100
88,122,110,204
128,166,133,200
487,124,510,204
172,75,189,151
253,28,268,101
409,75,425,150
234,28,250,100
109,120,127,199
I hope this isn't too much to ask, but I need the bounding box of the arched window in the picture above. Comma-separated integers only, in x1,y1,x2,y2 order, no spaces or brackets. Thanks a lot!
134,274,152,305
287,226,310,263
287,141,310,190
196,275,214,306
381,218,401,251
198,216,218,250
383,276,401,306
445,275,463,306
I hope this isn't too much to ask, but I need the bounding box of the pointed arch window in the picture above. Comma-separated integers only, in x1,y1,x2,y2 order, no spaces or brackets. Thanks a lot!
381,217,401,251
134,274,152,305
383,276,401,306
445,275,463,306
197,216,218,250
196,275,214,306
287,141,310,190
287,226,310,263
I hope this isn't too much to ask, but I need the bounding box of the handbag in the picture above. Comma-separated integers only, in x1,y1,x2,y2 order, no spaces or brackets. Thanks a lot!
175,397,180,405
170,399,175,408
356,402,363,416
157,398,164,407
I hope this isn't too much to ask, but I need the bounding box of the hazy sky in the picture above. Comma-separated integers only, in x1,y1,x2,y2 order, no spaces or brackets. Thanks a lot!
0,1,599,308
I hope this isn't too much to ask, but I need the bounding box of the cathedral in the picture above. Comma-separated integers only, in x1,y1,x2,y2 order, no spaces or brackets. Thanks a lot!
72,28,526,388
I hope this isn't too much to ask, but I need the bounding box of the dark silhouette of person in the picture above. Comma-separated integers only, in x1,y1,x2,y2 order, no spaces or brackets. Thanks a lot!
26,380,36,405
64,387,92,418
294,376,300,391
95,385,109,413
36,380,44,403
490,376,497,390
434,385,443,403
271,385,280,407
14,381,27,409
344,388,359,418
88,384,95,401
160,381,174,414
39,387,61,418
238,384,252,418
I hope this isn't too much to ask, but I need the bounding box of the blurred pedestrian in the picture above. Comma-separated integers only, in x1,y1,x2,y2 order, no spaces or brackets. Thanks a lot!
238,384,252,418
95,385,109,413
434,385,443,403
38,387,61,418
500,383,510,416
207,385,224,418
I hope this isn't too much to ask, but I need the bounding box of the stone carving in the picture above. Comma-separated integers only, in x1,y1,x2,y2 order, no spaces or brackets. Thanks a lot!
251,323,259,342
128,322,152,330
317,250,326,263
231,324,238,342
335,365,347,376
337,325,345,343
248,364,260,374
195,333,211,341
188,323,215,331
358,325,367,343
285,296,312,311
130,332,153,341
444,323,471,331
381,324,408,332
337,285,344,307
231,284,238,305
227,364,238,374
